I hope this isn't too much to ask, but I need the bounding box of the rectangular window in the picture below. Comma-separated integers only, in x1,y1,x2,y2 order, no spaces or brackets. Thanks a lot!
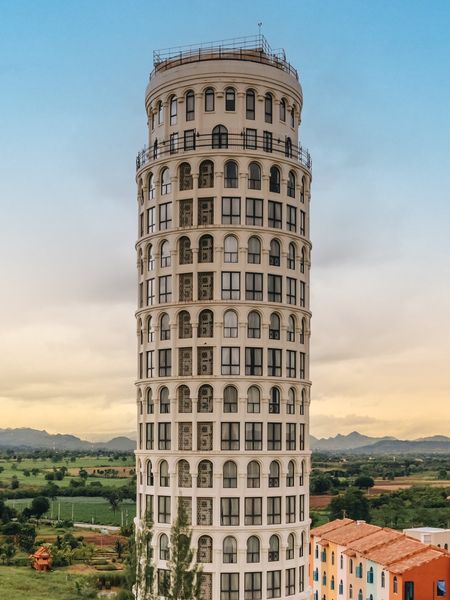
299,423,305,450
268,423,282,451
268,201,282,228
169,132,178,154
158,423,171,450
147,207,155,233
146,350,154,378
197,422,213,451
245,422,262,450
197,497,213,526
158,496,171,523
179,273,193,302
245,347,263,376
178,422,192,451
159,203,172,230
221,573,239,600
178,347,192,376
299,566,305,593
437,581,445,597
300,210,306,235
300,352,306,379
287,277,297,305
286,568,296,596
245,572,262,600
245,128,257,149
286,423,296,450
198,272,214,300
221,497,240,526
222,197,241,224
267,497,281,525
221,422,240,450
221,346,240,375
268,348,282,377
263,130,273,152
145,423,154,450
183,128,196,150
246,198,263,226
246,93,255,119
179,199,193,227
300,281,306,307
286,495,296,523
287,205,297,232
287,350,297,378
147,278,155,306
245,497,262,525
158,275,172,303
245,273,263,300
299,494,305,520
268,275,282,302
197,347,213,376
222,272,240,300
158,349,171,377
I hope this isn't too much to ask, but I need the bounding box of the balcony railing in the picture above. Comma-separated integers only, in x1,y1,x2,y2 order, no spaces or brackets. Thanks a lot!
150,34,298,81
136,131,312,172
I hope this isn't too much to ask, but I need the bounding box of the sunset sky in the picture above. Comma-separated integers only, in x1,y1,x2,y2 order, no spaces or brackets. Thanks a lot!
1,0,450,441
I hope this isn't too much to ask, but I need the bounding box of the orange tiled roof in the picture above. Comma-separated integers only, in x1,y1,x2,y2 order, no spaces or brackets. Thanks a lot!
364,536,425,565
310,518,353,537
319,521,380,545
389,547,445,575
346,528,403,553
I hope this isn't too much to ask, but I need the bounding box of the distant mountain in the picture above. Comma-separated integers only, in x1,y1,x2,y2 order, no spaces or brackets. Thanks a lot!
311,431,450,454
0,428,135,452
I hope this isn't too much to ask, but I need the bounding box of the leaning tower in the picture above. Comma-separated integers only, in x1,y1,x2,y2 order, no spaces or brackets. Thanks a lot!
135,36,312,600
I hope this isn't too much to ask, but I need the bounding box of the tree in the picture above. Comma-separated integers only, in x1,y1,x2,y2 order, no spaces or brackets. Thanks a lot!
166,500,202,600
354,475,375,489
0,543,16,565
30,496,50,520
329,488,371,521
115,538,125,560
10,476,19,489
107,491,122,515
130,510,155,600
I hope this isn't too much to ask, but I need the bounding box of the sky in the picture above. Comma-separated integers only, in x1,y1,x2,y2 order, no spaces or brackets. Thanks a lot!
1,0,450,441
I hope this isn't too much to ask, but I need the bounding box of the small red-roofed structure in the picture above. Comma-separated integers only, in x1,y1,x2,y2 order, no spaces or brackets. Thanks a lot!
29,545,52,571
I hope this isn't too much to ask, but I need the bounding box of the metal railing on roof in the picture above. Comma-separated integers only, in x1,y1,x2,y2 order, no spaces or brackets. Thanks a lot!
149,34,298,81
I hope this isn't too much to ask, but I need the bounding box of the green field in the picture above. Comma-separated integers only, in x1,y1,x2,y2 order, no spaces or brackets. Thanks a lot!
6,496,136,527
0,566,94,600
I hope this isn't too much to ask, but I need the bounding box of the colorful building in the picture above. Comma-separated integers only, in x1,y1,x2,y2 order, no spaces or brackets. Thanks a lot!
310,519,450,600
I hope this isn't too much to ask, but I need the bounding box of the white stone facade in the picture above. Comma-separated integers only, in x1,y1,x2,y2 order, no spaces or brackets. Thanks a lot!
135,37,312,600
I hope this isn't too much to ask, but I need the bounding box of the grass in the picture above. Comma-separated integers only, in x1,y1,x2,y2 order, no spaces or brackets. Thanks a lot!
0,566,94,600
6,496,136,527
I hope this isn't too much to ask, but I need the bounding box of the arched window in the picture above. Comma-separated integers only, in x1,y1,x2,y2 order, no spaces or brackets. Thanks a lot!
160,240,171,267
247,460,260,487
160,313,170,340
159,460,169,486
300,459,305,485
178,236,192,265
147,244,155,271
161,168,171,195
339,580,344,594
246,536,260,563
159,387,170,413
198,160,214,188
147,315,154,343
223,460,237,487
198,309,213,338
157,101,163,124
198,384,213,413
269,461,280,487
269,386,280,414
177,385,191,414
223,536,237,563
300,388,306,415
198,234,213,262
224,160,238,188
331,576,335,590
179,162,193,191
247,311,261,339
287,460,295,486
265,93,273,123
246,89,256,119
169,96,177,125
285,137,293,159
153,139,158,159
287,387,296,415
185,90,195,121
159,533,169,560
300,531,305,557
358,590,363,600
198,536,212,563
248,162,261,190
247,236,261,264
146,389,154,414
225,87,235,111
146,460,154,485
287,170,296,197
204,87,215,112
300,175,306,203
268,535,279,561
301,246,306,273
223,385,238,413
300,317,306,344
178,310,192,339
138,316,143,345
224,235,238,262
148,173,155,199
280,99,286,122
269,166,280,193
212,124,228,149
349,584,353,599
367,566,374,584
247,385,260,413
287,243,296,269
286,533,295,559
393,577,398,593
269,239,281,266
197,460,213,487
287,316,296,343
269,313,280,340
224,310,238,337
291,106,295,127
381,572,385,588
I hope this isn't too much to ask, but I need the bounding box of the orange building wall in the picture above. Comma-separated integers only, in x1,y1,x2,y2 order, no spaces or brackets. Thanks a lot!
389,555,450,600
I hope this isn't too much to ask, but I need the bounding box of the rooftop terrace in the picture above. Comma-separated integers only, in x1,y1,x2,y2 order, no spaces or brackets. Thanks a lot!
149,34,299,81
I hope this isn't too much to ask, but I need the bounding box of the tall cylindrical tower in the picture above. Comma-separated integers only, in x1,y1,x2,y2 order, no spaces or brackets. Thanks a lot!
135,36,312,600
